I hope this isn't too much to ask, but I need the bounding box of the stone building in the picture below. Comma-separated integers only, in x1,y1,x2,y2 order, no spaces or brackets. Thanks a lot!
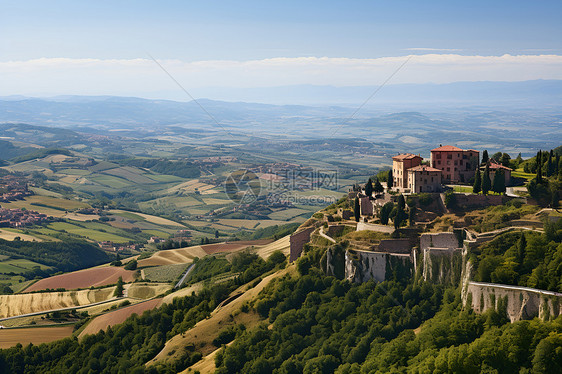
430,145,479,184
407,165,442,193
392,153,422,191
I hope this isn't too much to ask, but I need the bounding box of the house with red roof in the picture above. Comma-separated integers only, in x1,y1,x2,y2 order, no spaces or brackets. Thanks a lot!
407,165,443,193
481,161,512,185
430,145,479,184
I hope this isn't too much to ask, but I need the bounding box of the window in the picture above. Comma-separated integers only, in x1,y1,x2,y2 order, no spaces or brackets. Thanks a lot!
447,167,450,171
447,154,452,159
447,161,450,165
454,161,458,166
436,153,441,159
438,160,441,165
460,160,463,165
447,174,451,179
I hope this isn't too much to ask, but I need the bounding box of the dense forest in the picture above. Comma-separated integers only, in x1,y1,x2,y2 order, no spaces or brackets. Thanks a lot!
0,251,285,373
472,219,562,291
0,239,112,273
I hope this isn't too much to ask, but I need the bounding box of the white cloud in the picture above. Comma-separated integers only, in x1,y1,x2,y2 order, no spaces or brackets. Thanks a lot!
1,54,561,98
404,48,462,51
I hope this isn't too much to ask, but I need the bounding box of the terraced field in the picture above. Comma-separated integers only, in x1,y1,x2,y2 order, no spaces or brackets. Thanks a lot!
137,246,207,267
0,288,115,319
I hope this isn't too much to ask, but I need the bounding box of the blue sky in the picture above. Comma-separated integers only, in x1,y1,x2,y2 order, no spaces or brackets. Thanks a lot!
1,1,561,99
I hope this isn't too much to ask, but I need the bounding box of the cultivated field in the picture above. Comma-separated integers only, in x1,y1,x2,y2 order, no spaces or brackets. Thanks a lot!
0,229,43,242
109,209,185,227
25,267,136,292
255,235,290,259
0,326,74,349
125,283,170,299
201,239,274,255
0,288,115,319
142,264,189,282
79,298,162,337
137,246,207,267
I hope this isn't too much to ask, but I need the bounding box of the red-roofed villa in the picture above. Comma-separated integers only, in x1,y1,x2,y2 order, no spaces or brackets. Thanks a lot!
430,145,479,183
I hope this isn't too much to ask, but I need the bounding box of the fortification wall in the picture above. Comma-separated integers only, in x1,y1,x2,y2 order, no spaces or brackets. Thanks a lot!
454,194,508,208
463,282,562,322
356,222,394,234
289,227,315,262
377,239,411,254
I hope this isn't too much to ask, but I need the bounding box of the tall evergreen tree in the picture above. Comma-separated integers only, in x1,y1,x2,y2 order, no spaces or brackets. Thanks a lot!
365,178,373,197
354,196,360,222
501,153,511,167
547,150,553,177
473,169,482,194
515,153,523,166
536,150,542,183
114,277,124,297
482,150,489,165
373,179,384,194
387,170,393,189
394,194,406,229
380,202,393,225
482,163,491,195
492,170,505,194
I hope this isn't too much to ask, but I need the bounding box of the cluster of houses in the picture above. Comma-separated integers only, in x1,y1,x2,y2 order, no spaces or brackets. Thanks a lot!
0,208,48,228
0,175,32,203
392,145,512,194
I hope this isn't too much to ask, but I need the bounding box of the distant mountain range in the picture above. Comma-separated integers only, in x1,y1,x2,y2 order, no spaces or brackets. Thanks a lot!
0,80,561,129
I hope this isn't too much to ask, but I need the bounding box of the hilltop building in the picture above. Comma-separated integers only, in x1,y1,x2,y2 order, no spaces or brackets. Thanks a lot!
407,165,442,193
430,145,479,184
392,153,422,191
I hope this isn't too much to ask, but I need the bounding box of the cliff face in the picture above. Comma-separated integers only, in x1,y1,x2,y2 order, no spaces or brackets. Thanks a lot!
422,247,463,285
344,249,412,283
463,282,562,322
459,229,562,322
420,232,463,285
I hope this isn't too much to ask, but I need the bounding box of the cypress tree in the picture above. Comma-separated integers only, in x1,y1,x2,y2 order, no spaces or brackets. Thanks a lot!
394,194,406,229
354,196,360,222
482,150,489,165
374,179,384,194
387,170,393,189
536,150,542,183
365,178,373,197
409,206,416,226
482,163,491,195
114,277,124,297
492,169,505,194
473,169,482,194
547,150,553,177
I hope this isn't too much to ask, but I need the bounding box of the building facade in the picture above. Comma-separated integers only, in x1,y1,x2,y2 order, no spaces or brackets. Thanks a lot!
430,146,479,184
392,153,422,191
407,165,442,193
